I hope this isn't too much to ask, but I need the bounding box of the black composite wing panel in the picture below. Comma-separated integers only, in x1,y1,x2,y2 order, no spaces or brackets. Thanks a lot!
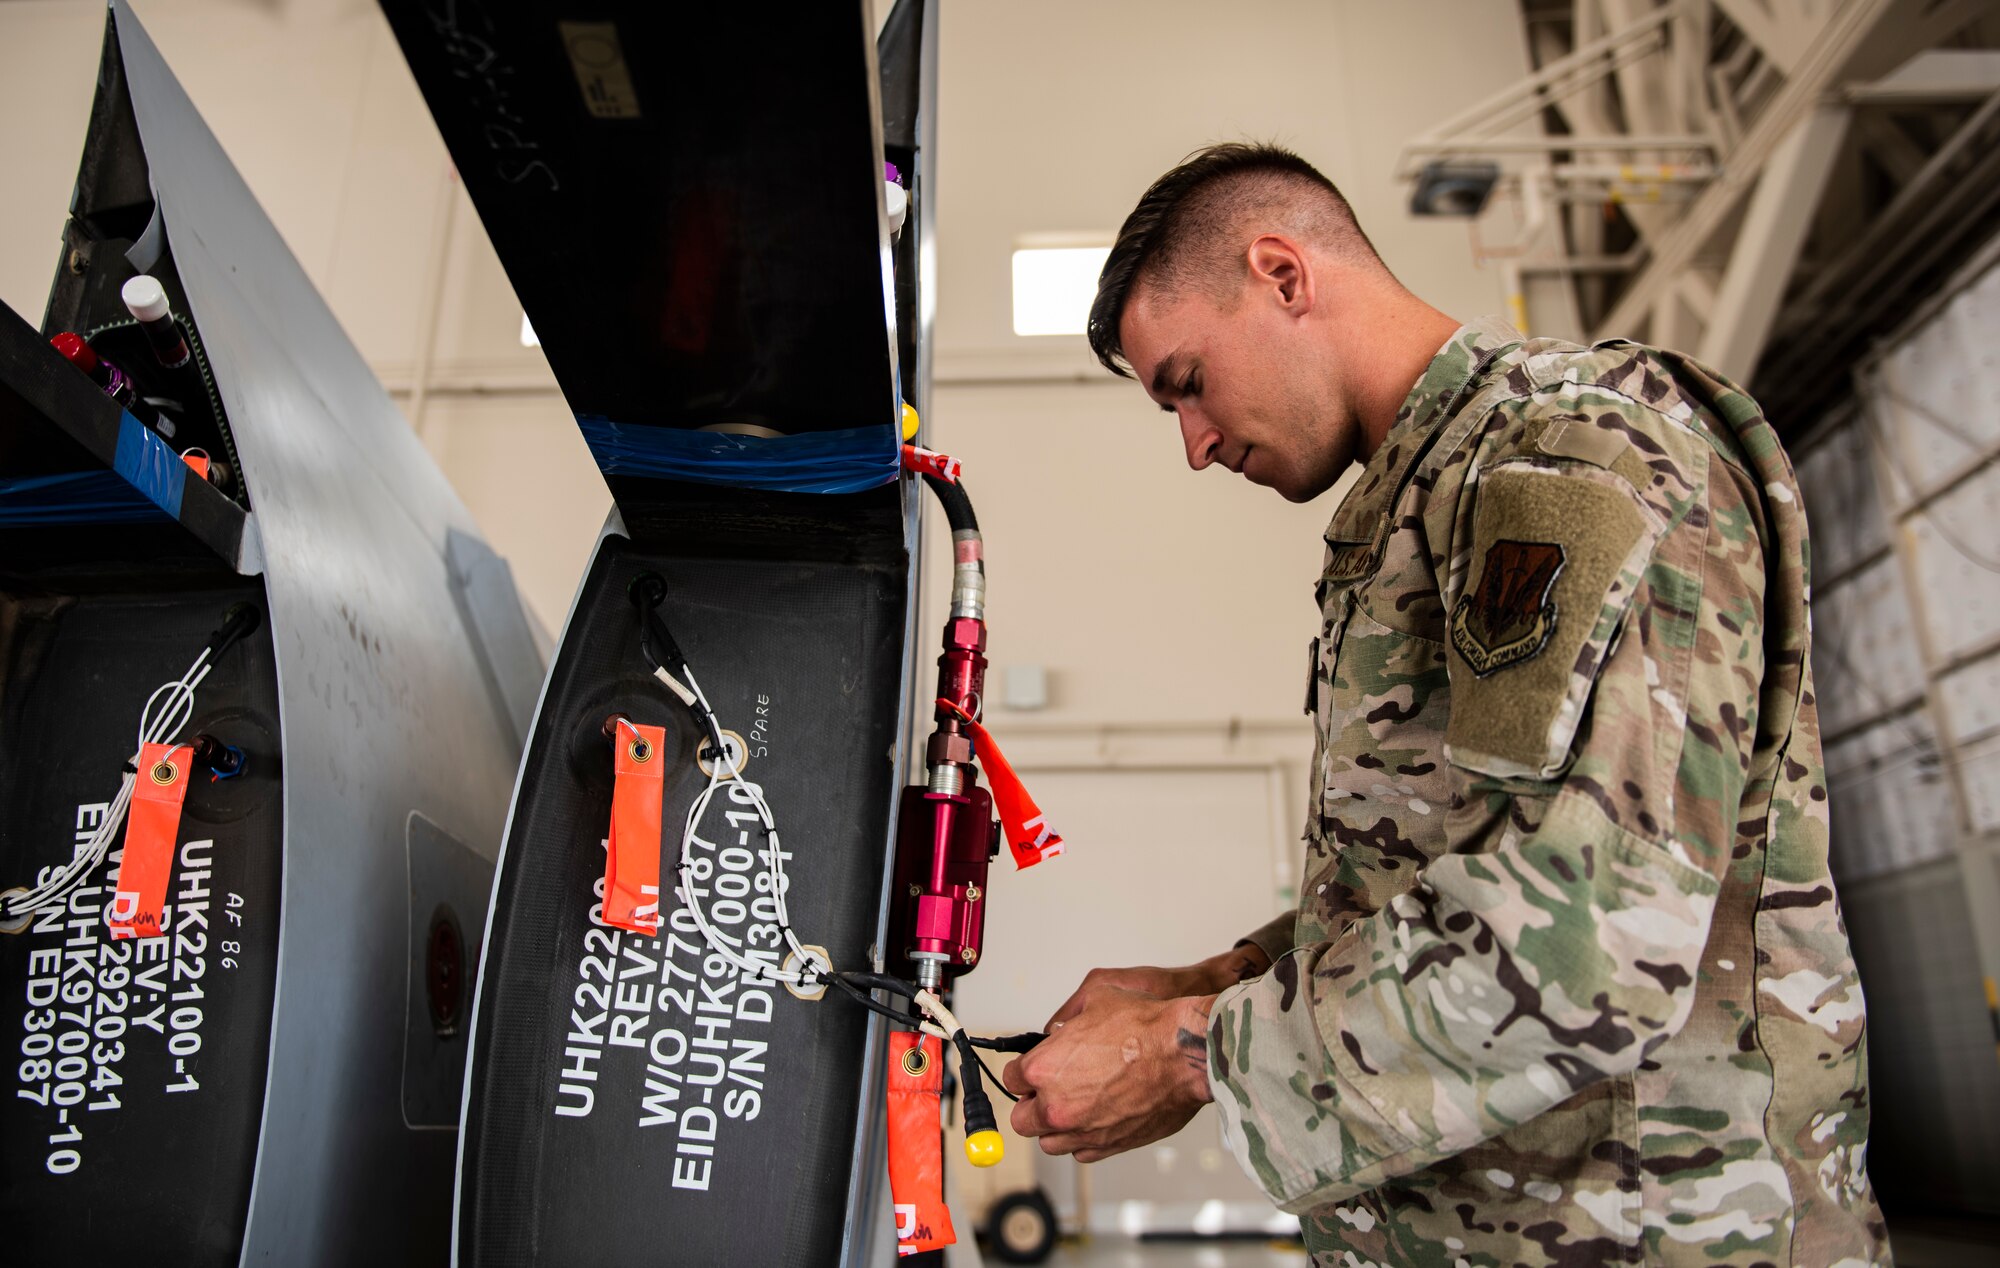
1,5,543,1264
378,3,927,1264
380,2,899,440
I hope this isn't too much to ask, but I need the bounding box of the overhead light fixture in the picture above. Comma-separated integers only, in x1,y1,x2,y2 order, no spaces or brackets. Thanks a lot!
1409,161,1501,216
1011,243,1110,337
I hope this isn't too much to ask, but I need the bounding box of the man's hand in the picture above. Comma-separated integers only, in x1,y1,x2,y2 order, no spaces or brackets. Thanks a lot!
1044,943,1271,1030
1000,983,1216,1164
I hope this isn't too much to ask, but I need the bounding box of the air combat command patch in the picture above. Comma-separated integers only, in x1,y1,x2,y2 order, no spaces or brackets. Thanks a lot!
1449,540,1564,676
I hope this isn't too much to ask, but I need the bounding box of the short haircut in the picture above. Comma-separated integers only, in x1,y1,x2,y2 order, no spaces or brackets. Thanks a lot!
1087,142,1377,377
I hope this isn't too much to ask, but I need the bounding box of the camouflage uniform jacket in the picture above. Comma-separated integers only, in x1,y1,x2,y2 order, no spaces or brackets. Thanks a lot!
1206,318,1888,1266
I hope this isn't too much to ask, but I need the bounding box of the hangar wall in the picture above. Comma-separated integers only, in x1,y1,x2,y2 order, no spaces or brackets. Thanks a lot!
1794,246,2000,1219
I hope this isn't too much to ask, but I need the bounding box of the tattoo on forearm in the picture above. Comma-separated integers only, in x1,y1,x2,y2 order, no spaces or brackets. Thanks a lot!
1221,946,1267,983
1175,993,1214,1081
1175,1026,1208,1077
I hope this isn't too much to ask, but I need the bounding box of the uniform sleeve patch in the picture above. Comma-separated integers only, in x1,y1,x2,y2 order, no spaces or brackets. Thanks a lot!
1446,463,1660,779
1450,541,1565,676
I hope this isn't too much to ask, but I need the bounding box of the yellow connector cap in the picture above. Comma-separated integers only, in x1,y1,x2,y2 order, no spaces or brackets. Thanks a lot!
901,402,921,441
965,1129,1004,1168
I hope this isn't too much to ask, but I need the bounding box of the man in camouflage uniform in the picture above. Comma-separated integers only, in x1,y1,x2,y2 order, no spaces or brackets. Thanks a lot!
999,143,1887,1265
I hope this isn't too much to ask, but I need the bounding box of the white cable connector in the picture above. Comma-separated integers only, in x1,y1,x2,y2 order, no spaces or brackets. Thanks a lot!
914,989,964,1040
652,664,698,710
670,666,829,987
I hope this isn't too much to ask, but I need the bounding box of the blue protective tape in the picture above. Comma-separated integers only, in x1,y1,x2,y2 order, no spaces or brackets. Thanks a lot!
0,470,170,525
112,412,185,518
577,417,898,495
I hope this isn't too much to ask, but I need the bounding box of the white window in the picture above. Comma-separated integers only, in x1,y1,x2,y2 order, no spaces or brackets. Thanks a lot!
1011,243,1111,337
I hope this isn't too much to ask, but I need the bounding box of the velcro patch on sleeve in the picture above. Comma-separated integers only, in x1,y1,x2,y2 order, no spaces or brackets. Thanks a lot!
1535,416,1629,469
1445,462,1659,779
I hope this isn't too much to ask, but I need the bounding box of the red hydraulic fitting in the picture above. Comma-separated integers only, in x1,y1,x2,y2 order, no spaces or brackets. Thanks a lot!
888,615,1000,989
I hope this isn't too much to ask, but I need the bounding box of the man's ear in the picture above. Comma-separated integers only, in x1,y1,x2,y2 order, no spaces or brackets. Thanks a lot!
1246,235,1314,315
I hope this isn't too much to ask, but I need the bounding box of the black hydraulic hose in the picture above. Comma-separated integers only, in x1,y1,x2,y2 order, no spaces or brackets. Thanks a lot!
922,473,978,534
920,473,985,621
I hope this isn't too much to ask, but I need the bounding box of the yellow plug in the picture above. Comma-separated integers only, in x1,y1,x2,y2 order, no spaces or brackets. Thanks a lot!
945,1016,1004,1168
965,1128,1004,1168
901,401,921,441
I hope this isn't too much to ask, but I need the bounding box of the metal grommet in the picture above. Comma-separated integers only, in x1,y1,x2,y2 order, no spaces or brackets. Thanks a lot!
901,1044,930,1077
628,738,651,764
0,888,33,936
782,944,831,1001
150,761,179,786
695,729,749,780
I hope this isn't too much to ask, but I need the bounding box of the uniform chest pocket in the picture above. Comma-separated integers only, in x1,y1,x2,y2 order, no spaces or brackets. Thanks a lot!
1318,600,1454,816
1307,583,1356,737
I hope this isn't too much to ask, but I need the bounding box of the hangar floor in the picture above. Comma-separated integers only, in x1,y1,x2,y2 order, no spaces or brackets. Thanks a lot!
1023,1219,2000,1266
1044,1238,1304,1266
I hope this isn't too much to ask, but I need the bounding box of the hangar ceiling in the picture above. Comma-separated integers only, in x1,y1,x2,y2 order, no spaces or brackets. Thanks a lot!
1401,0,2000,434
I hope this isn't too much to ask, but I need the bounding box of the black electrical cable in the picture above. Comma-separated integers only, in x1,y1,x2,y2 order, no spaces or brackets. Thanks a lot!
968,1032,1045,1054
968,1045,1019,1102
953,1031,1003,1138
207,602,261,658
921,473,978,533
826,974,922,1029
627,573,726,754
825,972,1027,1100
838,970,921,1000
628,575,688,673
